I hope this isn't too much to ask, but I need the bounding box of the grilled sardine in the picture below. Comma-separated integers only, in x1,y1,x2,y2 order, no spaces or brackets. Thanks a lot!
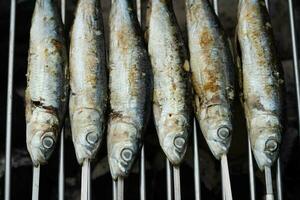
236,0,283,170
26,0,68,166
107,0,152,179
186,0,235,159
148,0,192,165
69,0,107,164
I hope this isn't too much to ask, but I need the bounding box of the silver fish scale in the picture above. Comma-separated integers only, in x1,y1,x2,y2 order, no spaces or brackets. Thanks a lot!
148,0,192,165
186,0,235,159
28,6,66,111
107,0,152,180
26,0,68,166
237,0,283,170
69,0,107,164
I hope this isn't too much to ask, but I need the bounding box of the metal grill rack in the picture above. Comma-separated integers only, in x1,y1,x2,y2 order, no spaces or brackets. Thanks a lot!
3,0,299,199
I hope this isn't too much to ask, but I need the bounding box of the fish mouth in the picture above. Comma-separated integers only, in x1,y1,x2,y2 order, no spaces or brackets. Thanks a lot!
162,134,187,165
206,139,229,160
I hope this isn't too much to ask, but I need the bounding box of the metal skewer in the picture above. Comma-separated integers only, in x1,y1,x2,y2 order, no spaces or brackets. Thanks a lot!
117,177,124,200
193,119,201,200
113,180,118,200
288,0,300,136
140,146,146,200
81,159,91,200
136,1,146,199
5,0,16,199
173,166,181,200
248,138,256,200
166,160,173,200
221,155,233,200
59,130,65,200
32,166,40,200
276,159,283,200
58,1,66,199
265,167,274,200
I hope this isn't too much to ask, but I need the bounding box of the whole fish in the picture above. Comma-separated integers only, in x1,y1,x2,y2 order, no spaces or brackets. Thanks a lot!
107,0,152,179
26,0,68,166
69,0,107,164
186,0,235,160
148,0,192,165
236,0,283,170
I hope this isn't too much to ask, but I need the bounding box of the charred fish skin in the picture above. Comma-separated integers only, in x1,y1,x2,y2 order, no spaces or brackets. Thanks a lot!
237,0,283,170
69,0,107,164
108,0,152,180
148,0,192,165
186,0,235,160
26,0,68,166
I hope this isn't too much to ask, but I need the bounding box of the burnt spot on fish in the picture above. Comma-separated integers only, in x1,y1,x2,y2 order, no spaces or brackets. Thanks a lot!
128,64,139,96
110,111,123,120
248,95,265,111
203,69,219,93
51,39,63,50
199,29,214,47
116,25,130,54
32,100,58,116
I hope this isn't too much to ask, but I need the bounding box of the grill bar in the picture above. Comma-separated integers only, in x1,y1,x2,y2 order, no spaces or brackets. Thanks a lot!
248,138,256,200
136,1,147,200
4,0,299,199
4,0,16,200
58,1,66,200
276,158,283,200
193,119,201,200
166,160,173,200
140,146,146,200
288,0,300,137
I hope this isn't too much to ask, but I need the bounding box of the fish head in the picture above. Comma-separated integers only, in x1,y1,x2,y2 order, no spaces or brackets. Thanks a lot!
107,121,139,180
71,109,103,164
250,115,282,170
197,105,232,160
204,124,232,160
26,108,59,166
252,129,281,170
160,113,190,165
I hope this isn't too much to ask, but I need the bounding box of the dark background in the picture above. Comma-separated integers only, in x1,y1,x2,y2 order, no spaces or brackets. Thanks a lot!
0,0,300,199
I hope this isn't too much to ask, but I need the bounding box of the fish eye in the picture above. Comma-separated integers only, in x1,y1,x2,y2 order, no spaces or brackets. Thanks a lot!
120,148,133,162
173,136,185,150
42,135,55,149
86,132,99,145
265,139,278,152
217,126,231,139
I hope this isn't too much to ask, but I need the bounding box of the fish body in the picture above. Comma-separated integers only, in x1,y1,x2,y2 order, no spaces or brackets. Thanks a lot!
237,0,283,170
107,0,152,179
69,0,107,164
186,0,235,160
148,0,192,165
26,0,68,166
